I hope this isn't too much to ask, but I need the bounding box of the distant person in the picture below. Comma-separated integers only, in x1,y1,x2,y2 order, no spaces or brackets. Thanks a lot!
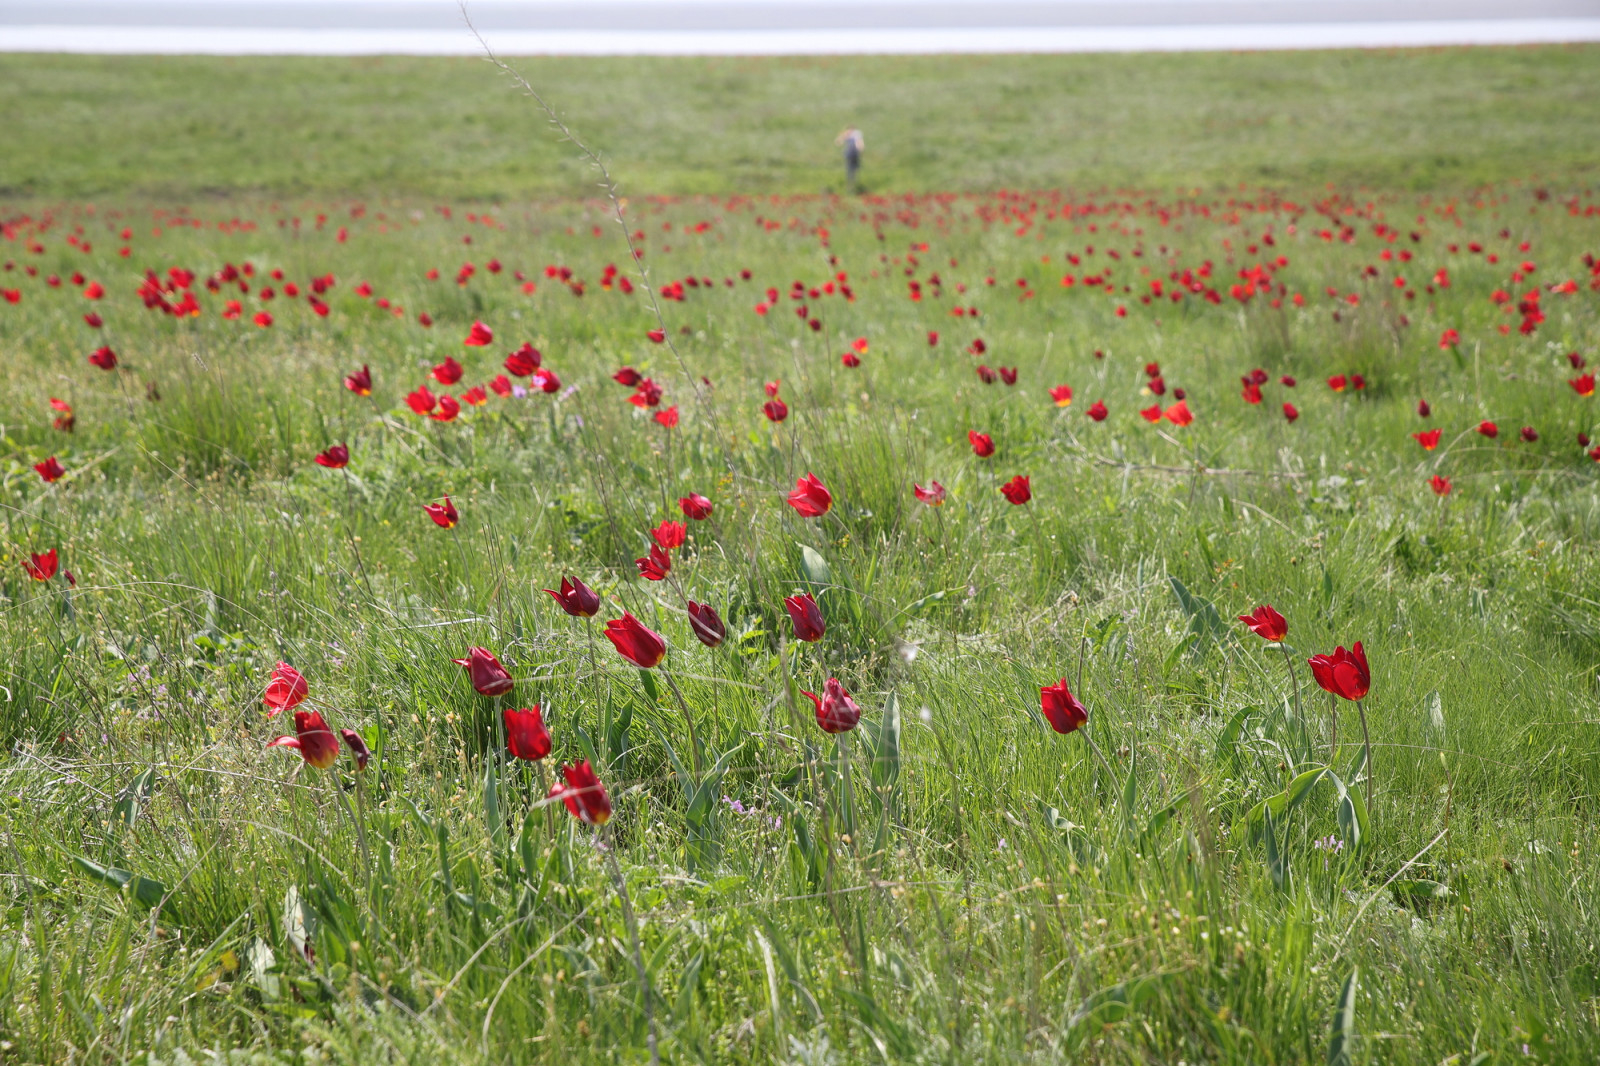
835,127,864,192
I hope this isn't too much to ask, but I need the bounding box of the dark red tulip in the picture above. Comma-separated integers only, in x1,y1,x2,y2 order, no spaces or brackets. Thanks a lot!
841,351,861,368
968,430,995,458
1283,402,1300,422
763,398,789,422
604,613,667,669
613,367,641,386
679,493,713,520
339,728,371,771
534,368,561,394
264,661,309,716
1140,404,1163,423
635,544,672,581
551,760,612,825
35,457,65,482
268,710,341,769
545,576,600,617
88,346,117,370
785,593,825,642
24,549,58,582
432,356,464,386
1307,642,1370,702
460,386,487,407
504,706,552,761
1328,375,1347,392
1237,605,1287,642
647,328,666,343
1040,679,1088,734
1478,421,1499,439
314,443,349,468
787,473,832,517
802,677,861,734
463,320,494,346
84,313,103,329
489,374,513,397
1417,398,1431,417
1521,426,1538,443
423,496,459,528
451,647,515,696
430,395,461,422
1572,374,1597,398
50,398,74,433
1000,475,1031,505
344,365,373,396
504,343,541,376
687,601,726,647
628,379,663,408
1087,400,1109,422
999,367,1018,386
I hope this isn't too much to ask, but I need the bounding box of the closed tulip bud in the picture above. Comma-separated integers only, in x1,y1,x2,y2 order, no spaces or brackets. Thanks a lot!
88,346,118,370
687,601,727,647
551,760,612,825
263,661,309,716
1087,400,1109,422
968,430,995,457
503,706,552,761
1307,642,1370,702
423,496,459,528
451,647,515,697
545,576,601,617
268,709,341,769
787,473,832,517
1040,679,1088,734
614,367,641,386
463,320,494,346
339,728,371,771
605,612,667,669
802,677,861,734
1237,605,1287,642
763,398,789,422
785,593,825,642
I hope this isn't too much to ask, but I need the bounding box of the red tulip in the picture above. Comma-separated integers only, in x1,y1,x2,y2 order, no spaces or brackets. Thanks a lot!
83,281,104,300
451,646,515,696
1000,475,1031,505
432,356,464,386
628,379,663,408
636,544,672,581
1039,679,1088,734
652,521,686,549
763,398,789,422
802,677,861,734
968,430,995,458
1241,383,1263,404
1049,385,1073,407
1477,420,1498,439
504,706,552,761
489,374,513,397
927,330,939,346
406,387,438,416
268,709,341,769
423,496,459,528
604,613,667,668
1280,375,1297,387
24,549,58,582
976,365,998,385
687,601,726,647
914,481,946,506
534,368,561,394
1520,426,1538,443
1164,400,1193,427
550,760,612,825
613,367,641,386
431,395,461,422
87,346,117,370
314,443,349,468
840,351,861,368
1430,474,1452,496
1237,605,1287,642
253,312,273,328
679,493,713,520
50,398,74,433
999,367,1018,386
1413,429,1441,451
504,343,541,376
344,365,373,396
84,313,103,329
654,405,679,428
1571,374,1596,397
1417,398,1431,417
1328,375,1347,392
1307,642,1370,702
1140,404,1163,423
787,473,832,517
461,385,488,406
464,320,494,346
1283,402,1299,423
647,329,666,343
1087,400,1109,422
34,457,65,482
785,593,825,642
545,576,601,617
339,728,371,771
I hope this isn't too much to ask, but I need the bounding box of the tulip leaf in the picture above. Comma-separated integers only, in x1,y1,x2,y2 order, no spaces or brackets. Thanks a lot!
112,767,158,830
674,949,705,1019
483,757,503,848
1327,769,1370,855
638,669,661,704
1327,967,1359,1066
799,543,831,586
1168,576,1227,657
1263,803,1289,891
73,856,167,907
866,694,901,791
1066,972,1176,1044
1391,879,1451,905
1244,765,1330,842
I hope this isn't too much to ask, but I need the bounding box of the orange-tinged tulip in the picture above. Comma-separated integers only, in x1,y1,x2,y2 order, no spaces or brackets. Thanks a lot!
268,709,341,769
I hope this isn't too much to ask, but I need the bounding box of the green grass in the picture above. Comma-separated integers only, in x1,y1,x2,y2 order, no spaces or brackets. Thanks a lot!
5,48,1600,1066
3,47,1600,201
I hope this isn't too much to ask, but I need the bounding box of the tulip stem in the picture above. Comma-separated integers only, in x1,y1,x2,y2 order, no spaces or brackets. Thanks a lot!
1280,643,1303,734
584,617,602,739
1079,729,1125,823
338,466,376,601
1356,699,1373,815
1329,692,1338,765
601,830,660,1066
660,667,705,774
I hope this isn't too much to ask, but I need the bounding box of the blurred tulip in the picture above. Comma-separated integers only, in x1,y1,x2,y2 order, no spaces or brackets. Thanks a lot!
88,346,117,370
652,521,686,549
1430,474,1452,496
432,356,464,385
1049,385,1073,407
1000,475,1031,505
1087,400,1109,422
464,321,493,346
504,706,552,761
1163,400,1193,427
406,387,438,416
264,661,308,716
1237,605,1287,642
551,760,612,824
35,457,65,482
423,496,459,528
968,431,995,457
505,343,541,376
314,443,349,468
679,493,713,520
24,549,58,582
763,398,789,422
451,647,515,696
1477,420,1499,439
1413,429,1441,451
635,544,672,581
785,593,825,642
344,365,373,396
914,481,946,506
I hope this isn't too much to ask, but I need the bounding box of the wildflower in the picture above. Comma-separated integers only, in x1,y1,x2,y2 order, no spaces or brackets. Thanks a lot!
652,521,686,549
802,677,861,733
430,395,461,422
1164,400,1194,426
787,473,832,517
1477,420,1499,439
1521,426,1538,443
914,481,946,506
406,387,438,416
613,367,641,386
687,601,726,647
463,320,493,346
679,493,713,520
423,496,459,528
647,329,666,343
534,368,561,394
314,443,349,468
431,356,464,385
1307,643,1370,701
1237,605,1287,642
1283,402,1299,422
1328,375,1347,392
1140,404,1163,423
339,729,371,771
545,576,601,617
1413,429,1442,451
1571,374,1596,397
50,398,74,433
268,710,341,769
24,549,58,582
785,592,825,642
504,706,552,761
88,346,117,370
1039,678,1088,734
550,761,612,825
604,613,667,668
1087,400,1109,422
451,647,515,697
343,365,373,395
460,386,487,406
1049,384,1073,407
35,456,65,482
968,430,995,458
763,397,789,422
1417,398,1431,417
1430,474,1452,496
504,343,541,376
1000,475,1031,505
635,544,672,581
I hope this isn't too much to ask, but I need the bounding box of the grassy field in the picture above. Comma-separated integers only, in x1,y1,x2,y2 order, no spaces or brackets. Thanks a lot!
4,47,1600,1066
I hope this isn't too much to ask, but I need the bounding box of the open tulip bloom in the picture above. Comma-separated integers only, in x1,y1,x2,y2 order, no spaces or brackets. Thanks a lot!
1237,605,1303,728
1307,641,1375,810
268,709,342,770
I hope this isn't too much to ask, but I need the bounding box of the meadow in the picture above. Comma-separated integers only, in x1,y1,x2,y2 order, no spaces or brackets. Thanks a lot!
4,47,1600,1066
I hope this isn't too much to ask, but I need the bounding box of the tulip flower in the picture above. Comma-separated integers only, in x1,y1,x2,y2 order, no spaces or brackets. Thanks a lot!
489,375,513,398
968,431,995,458
635,544,672,581
268,710,341,770
1164,400,1194,427
88,346,118,370
463,320,494,346
1430,475,1452,496
605,613,667,668
314,443,349,468
1049,385,1073,407
344,365,373,396
1417,399,1431,417
1140,404,1163,423
24,549,58,582
1477,421,1499,439
264,661,309,716
787,473,832,517
505,343,541,376
550,761,612,825
1237,605,1287,642
1571,374,1596,398
1328,375,1347,392
423,497,459,528
545,576,601,617
1521,426,1539,443
339,728,371,771
35,457,65,482
647,329,666,343
1283,403,1299,423
1039,679,1088,734
652,521,686,549
1000,475,1031,505
1087,400,1109,422
914,481,946,506
451,647,515,696
461,386,487,407
841,351,861,368
687,601,726,647
679,493,713,520
613,367,641,386
654,405,679,428
802,677,861,734
785,593,825,642
762,398,789,422
406,387,438,416
534,368,561,394
1307,643,1370,702
503,706,552,761
50,398,74,433
431,356,464,386
1413,429,1441,451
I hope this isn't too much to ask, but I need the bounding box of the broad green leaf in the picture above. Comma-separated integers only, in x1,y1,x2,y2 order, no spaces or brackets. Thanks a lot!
73,856,167,907
1327,967,1358,1066
112,768,157,830
799,543,832,586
